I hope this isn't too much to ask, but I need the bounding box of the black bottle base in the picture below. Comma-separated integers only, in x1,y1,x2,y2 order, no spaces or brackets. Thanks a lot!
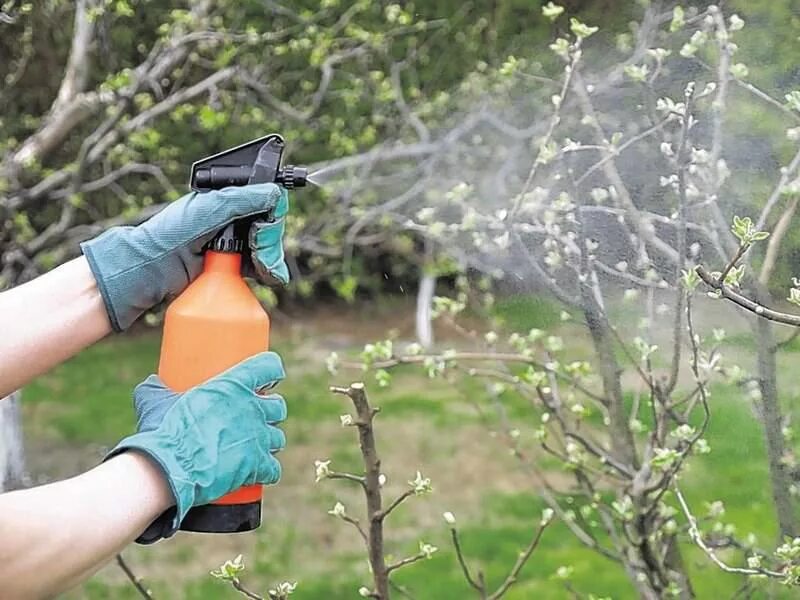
180,502,261,533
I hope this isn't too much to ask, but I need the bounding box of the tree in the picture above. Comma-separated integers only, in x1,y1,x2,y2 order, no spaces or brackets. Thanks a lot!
326,3,800,596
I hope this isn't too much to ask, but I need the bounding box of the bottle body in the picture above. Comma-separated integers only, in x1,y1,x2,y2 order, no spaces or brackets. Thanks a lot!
158,251,269,532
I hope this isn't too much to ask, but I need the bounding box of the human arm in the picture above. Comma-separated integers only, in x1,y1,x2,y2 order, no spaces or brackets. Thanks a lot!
0,257,111,398
0,452,171,599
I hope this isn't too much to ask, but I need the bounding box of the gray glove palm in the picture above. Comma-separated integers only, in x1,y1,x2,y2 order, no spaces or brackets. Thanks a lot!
81,183,289,331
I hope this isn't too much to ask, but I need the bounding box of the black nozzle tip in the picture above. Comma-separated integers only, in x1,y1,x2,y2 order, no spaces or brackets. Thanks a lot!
276,165,307,189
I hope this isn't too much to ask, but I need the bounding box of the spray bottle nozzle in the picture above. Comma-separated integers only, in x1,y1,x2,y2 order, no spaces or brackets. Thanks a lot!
276,165,308,189
192,164,308,190
190,134,306,254
190,134,308,192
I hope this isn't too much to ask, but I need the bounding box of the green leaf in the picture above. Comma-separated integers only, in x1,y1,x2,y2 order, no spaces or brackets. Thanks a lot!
569,18,598,39
681,268,700,291
114,0,133,17
669,6,685,32
332,275,359,302
542,2,565,21
623,64,649,82
729,63,749,79
549,37,570,60
198,106,227,131
786,91,800,113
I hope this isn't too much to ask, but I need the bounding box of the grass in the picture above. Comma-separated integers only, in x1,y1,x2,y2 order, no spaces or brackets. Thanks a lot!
491,293,564,332
19,296,799,599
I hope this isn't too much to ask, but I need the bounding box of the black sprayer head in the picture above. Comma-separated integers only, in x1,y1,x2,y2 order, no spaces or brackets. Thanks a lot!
190,134,307,254
275,164,308,189
190,134,307,192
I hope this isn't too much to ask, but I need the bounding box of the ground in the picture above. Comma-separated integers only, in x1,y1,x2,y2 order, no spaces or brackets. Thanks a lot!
18,294,800,599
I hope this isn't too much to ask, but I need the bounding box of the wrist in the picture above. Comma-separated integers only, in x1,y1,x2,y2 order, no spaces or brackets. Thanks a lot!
110,450,174,515
108,434,195,523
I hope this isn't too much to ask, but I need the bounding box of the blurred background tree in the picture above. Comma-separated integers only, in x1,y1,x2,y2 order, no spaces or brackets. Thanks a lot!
0,0,637,292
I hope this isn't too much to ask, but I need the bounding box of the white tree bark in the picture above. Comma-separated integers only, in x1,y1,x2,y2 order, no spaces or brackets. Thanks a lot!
0,392,27,493
416,272,436,349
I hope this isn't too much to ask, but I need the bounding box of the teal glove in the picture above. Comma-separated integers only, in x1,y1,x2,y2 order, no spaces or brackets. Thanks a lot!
81,183,290,332
247,189,290,284
108,351,287,543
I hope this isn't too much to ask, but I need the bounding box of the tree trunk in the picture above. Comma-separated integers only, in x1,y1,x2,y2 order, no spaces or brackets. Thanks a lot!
754,316,797,537
580,292,638,467
580,289,693,597
663,532,694,599
0,391,27,492
415,272,436,350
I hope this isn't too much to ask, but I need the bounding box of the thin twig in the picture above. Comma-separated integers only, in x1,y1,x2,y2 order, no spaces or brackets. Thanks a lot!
696,266,800,327
488,520,551,600
574,116,674,187
379,489,415,521
664,86,694,395
389,580,417,600
512,40,583,215
328,471,367,487
675,487,783,578
385,552,429,575
351,352,606,404
343,515,369,544
231,579,265,600
450,528,486,597
717,243,750,288
115,554,155,600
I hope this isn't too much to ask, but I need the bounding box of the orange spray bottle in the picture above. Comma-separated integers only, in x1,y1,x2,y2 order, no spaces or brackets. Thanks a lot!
157,135,306,533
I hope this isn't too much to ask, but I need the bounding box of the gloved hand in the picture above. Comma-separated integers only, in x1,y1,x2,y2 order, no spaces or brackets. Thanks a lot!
107,351,287,543
81,183,290,331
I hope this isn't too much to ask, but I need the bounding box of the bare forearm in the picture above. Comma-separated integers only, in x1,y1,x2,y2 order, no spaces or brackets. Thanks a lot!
0,257,111,397
0,452,172,599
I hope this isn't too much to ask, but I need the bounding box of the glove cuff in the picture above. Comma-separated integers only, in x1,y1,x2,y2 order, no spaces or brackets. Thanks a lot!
106,432,197,541
81,226,182,332
81,233,125,332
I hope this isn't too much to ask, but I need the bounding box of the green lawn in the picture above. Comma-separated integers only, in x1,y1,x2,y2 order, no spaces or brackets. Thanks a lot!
19,299,796,599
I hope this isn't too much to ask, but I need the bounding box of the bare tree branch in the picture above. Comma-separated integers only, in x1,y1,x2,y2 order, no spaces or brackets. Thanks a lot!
53,0,96,113
675,487,783,578
487,520,550,600
449,527,486,597
696,266,800,327
116,554,155,599
759,194,800,285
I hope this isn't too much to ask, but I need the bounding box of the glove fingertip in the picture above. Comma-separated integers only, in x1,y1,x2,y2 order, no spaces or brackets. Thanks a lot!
270,426,287,451
252,351,287,382
273,263,290,285
134,374,165,401
258,454,282,485
258,393,288,423
222,351,285,393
